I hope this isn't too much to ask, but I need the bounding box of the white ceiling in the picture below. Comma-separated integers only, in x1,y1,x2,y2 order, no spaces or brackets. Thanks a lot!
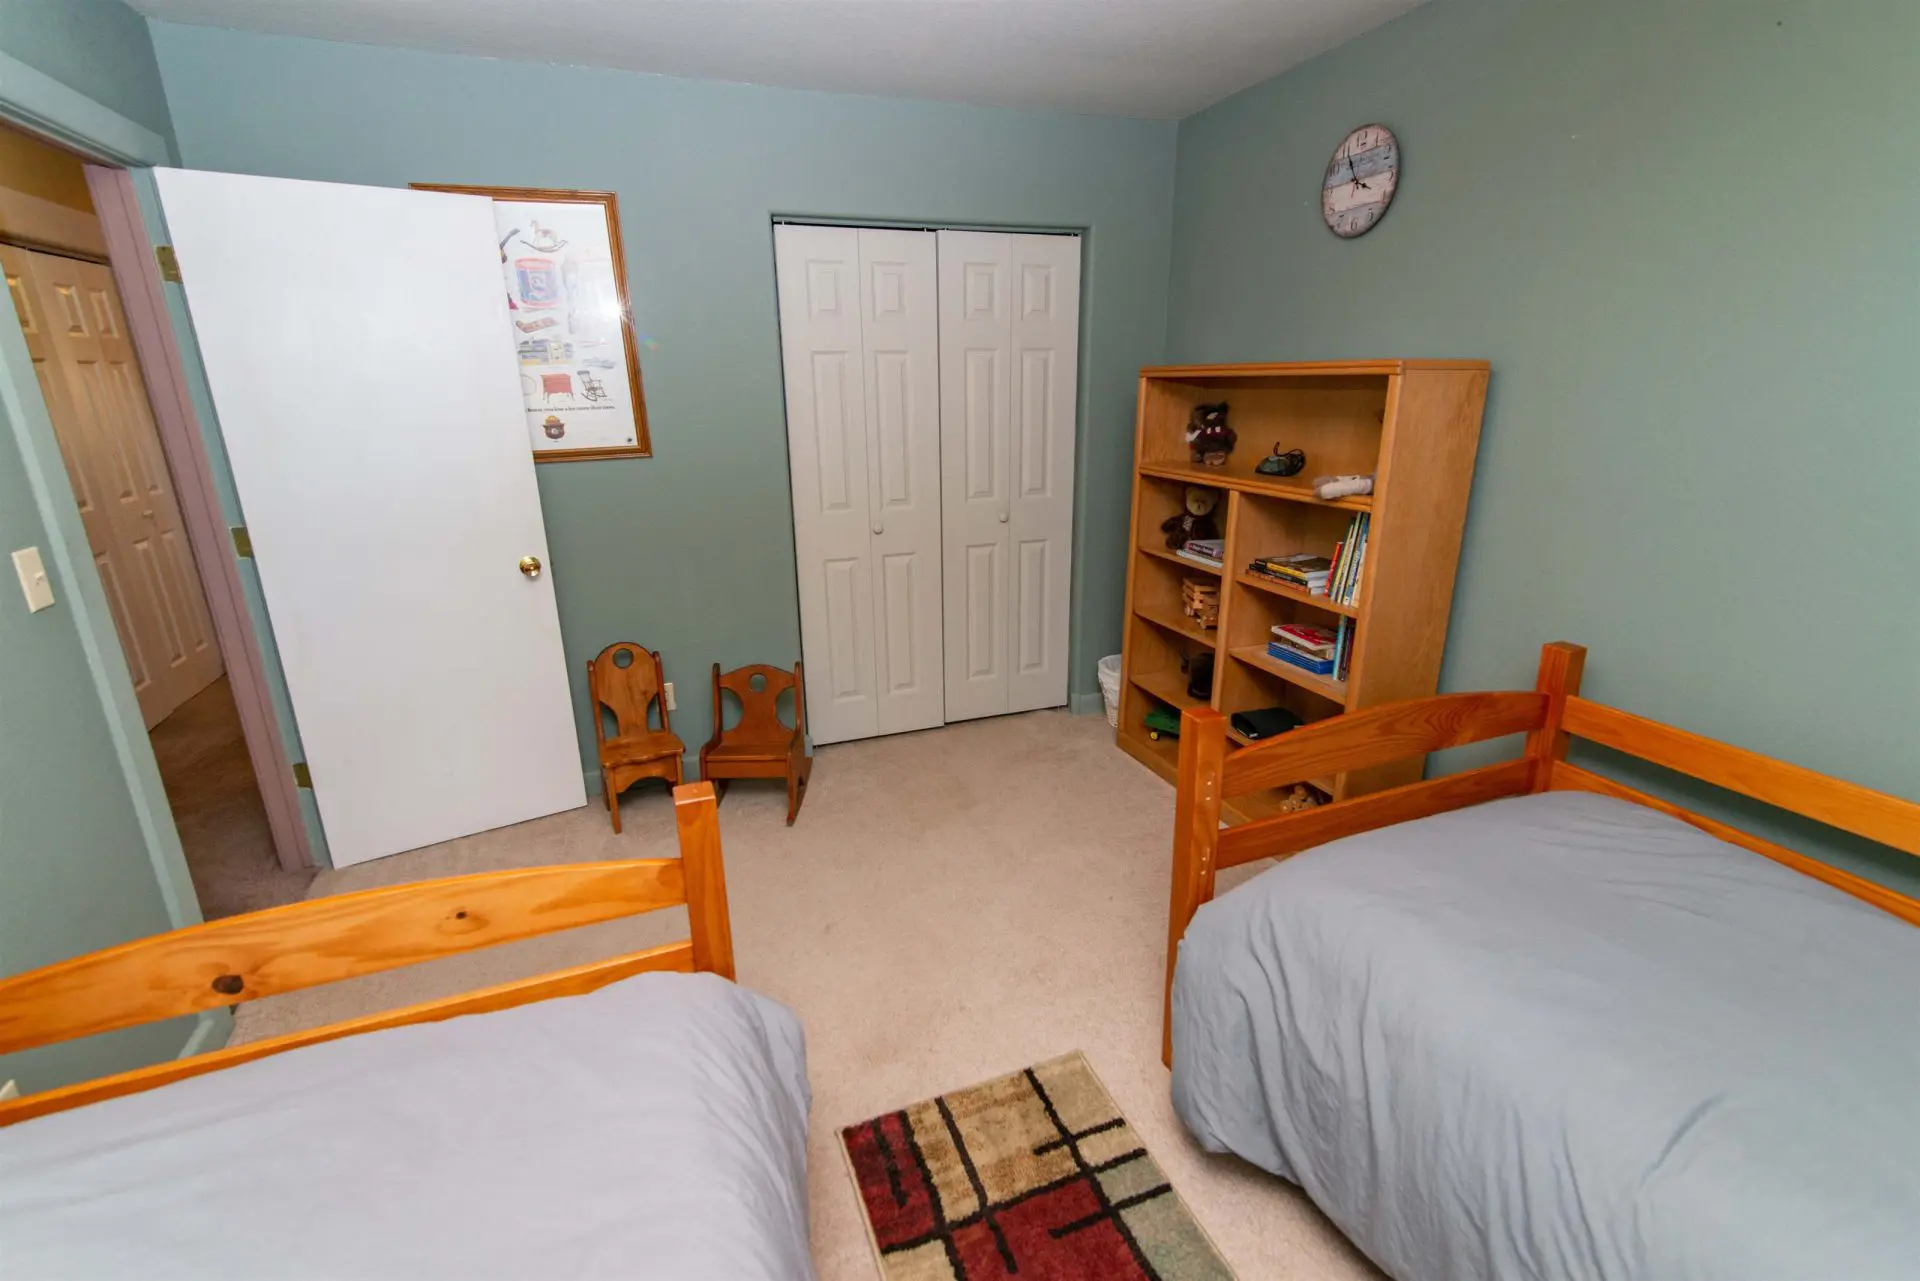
129,0,1426,119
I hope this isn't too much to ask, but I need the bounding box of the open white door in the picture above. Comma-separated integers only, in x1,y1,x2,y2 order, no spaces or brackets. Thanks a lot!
153,169,586,866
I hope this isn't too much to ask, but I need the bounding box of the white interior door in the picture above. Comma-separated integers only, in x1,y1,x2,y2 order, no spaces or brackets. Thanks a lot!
775,225,942,745
154,168,585,866
938,231,1079,721
1005,233,1080,712
937,231,1012,722
3,246,223,728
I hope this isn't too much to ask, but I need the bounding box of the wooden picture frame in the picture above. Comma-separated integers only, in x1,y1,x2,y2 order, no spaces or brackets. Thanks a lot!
411,183,650,462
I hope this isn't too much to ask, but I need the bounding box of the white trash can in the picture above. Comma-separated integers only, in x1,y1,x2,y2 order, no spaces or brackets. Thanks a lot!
1097,654,1123,727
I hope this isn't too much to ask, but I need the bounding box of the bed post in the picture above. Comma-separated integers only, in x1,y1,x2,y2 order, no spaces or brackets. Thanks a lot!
674,781,735,981
1165,707,1228,1067
1526,642,1587,791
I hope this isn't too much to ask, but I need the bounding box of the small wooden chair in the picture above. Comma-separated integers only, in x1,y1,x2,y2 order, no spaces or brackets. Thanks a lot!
700,662,812,825
587,642,685,833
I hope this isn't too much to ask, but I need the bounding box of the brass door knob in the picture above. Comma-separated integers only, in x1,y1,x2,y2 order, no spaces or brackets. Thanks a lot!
519,555,543,579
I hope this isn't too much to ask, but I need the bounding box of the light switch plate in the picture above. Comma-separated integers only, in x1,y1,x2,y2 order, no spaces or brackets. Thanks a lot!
11,547,54,612
663,681,676,711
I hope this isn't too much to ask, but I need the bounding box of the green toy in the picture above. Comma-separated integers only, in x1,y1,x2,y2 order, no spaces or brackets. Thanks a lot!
1144,705,1183,740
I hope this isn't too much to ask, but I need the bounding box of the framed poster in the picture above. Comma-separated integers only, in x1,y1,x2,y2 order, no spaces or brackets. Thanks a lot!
412,183,650,460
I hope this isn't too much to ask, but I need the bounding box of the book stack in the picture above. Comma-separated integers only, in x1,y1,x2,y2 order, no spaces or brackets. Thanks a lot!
1326,515,1370,607
1267,622,1338,676
1181,577,1220,629
1268,619,1356,683
1246,552,1332,596
1175,537,1224,569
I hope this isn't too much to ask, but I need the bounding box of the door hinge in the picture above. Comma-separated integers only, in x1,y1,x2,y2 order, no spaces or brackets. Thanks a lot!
230,525,252,558
154,245,181,282
292,762,312,789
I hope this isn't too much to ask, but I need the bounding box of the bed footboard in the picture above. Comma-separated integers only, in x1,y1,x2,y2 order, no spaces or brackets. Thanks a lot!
0,781,733,1124
1163,644,1575,1065
1163,640,1920,1066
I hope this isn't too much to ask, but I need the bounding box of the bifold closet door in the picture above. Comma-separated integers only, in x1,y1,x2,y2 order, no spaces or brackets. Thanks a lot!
937,231,1080,721
153,169,585,866
775,225,944,745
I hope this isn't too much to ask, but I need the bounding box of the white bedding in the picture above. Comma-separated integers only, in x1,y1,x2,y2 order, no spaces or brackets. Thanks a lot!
1,972,813,1280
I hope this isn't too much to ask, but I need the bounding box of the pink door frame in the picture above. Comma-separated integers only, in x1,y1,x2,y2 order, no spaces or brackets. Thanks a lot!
86,166,314,872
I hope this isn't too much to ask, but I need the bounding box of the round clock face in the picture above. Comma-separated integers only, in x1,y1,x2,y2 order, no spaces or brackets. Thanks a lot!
1322,124,1399,238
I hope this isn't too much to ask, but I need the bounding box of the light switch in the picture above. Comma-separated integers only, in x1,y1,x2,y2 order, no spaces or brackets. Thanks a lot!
11,547,54,612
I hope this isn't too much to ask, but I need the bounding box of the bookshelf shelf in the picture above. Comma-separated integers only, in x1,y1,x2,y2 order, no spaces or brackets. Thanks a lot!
1138,459,1374,512
1229,645,1347,703
1130,667,1204,712
1235,571,1360,619
1133,601,1216,646
1116,360,1488,812
1138,543,1222,576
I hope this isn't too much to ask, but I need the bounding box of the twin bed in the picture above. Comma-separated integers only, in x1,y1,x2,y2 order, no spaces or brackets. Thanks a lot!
0,782,815,1279
8,644,1917,1279
1164,642,1920,1279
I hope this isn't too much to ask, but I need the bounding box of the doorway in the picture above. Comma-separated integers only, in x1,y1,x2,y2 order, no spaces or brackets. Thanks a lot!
0,123,311,917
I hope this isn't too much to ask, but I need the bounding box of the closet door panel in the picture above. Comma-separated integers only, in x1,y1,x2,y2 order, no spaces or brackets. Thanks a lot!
1006,234,1080,712
858,229,944,735
937,231,1012,722
776,225,878,744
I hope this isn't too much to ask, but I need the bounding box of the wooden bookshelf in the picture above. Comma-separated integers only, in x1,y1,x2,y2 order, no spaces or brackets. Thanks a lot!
1115,360,1489,823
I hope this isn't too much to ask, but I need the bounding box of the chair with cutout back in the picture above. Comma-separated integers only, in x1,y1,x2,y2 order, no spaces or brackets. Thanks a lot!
586,642,684,833
700,662,811,825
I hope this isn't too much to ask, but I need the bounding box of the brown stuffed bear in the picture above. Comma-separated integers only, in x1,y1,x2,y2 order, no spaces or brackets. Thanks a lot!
1160,485,1220,550
1185,402,1235,466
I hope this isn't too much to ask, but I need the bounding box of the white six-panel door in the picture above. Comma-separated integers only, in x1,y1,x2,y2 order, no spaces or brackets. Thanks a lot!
937,232,1012,722
154,169,586,866
938,231,1080,721
1004,234,1081,713
775,225,943,745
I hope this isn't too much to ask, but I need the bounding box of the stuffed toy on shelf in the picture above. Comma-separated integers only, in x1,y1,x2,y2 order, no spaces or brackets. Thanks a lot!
1185,402,1235,466
1160,485,1220,551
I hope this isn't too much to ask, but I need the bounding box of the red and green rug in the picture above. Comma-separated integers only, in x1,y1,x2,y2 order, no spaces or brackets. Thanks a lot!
841,1052,1235,1280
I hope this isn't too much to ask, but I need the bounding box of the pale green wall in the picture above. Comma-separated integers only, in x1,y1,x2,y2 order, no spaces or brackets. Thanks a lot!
149,22,1177,778
0,0,174,147
0,0,221,1093
1167,0,1920,890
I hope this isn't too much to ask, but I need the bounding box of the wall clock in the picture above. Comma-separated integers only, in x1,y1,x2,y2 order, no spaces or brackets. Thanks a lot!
1322,124,1399,239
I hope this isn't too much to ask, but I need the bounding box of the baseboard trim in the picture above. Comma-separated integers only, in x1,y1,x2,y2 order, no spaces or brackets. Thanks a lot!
1069,691,1107,716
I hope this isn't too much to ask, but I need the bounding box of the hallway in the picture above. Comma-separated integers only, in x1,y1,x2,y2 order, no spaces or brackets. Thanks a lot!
149,677,313,919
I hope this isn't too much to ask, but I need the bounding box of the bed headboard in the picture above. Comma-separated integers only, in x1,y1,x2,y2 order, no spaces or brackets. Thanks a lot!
1163,642,1920,1063
0,781,733,1125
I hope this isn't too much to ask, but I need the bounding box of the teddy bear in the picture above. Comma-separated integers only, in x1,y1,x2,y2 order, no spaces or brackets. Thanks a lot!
1160,485,1220,551
1185,402,1235,466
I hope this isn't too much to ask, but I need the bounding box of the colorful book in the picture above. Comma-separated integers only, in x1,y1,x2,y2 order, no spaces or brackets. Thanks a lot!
1266,641,1336,676
1270,622,1338,656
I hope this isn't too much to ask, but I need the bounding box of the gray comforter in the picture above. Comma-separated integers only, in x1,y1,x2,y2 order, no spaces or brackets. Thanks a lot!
2,972,813,1279
1171,791,1920,1280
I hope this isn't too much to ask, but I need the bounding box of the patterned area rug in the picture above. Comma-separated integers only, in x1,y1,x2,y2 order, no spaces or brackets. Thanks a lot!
841,1052,1235,1280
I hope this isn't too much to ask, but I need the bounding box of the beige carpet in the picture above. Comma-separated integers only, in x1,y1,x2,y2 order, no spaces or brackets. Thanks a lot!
232,710,1379,1280
150,676,315,919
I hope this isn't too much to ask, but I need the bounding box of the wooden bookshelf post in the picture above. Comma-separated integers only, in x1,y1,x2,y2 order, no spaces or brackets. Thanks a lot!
1116,360,1489,821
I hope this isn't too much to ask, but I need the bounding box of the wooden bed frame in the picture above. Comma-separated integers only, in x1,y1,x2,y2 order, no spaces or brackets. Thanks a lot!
0,782,734,1127
1164,642,1920,1064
